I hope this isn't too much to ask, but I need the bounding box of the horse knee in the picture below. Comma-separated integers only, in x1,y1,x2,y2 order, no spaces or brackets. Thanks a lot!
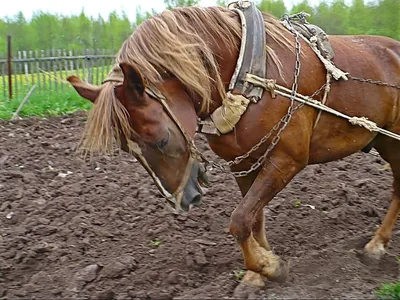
230,210,252,242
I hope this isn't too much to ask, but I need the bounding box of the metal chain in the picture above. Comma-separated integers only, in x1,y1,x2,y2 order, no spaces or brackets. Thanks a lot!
310,82,328,98
348,75,400,89
198,16,303,178
194,13,400,178
231,28,302,177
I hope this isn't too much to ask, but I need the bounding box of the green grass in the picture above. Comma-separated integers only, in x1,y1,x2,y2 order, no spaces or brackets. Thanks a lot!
0,88,92,119
375,257,400,300
0,65,113,120
376,282,400,300
233,269,246,280
150,239,162,247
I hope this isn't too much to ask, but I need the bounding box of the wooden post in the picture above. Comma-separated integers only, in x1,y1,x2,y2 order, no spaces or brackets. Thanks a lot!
7,35,12,99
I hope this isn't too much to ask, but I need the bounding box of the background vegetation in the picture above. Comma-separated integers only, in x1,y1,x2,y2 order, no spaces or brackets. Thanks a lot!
0,1,399,297
0,0,399,57
0,0,398,120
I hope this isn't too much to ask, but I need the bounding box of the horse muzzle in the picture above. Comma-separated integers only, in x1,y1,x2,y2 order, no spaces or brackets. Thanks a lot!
180,161,209,212
165,160,209,213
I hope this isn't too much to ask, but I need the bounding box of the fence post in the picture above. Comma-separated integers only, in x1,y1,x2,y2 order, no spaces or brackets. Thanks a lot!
7,35,12,99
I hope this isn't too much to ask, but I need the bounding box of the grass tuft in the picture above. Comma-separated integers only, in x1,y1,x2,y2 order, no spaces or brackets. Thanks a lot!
376,282,400,300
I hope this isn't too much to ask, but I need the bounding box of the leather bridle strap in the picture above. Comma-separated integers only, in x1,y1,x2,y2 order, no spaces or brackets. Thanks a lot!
144,85,199,208
103,77,198,209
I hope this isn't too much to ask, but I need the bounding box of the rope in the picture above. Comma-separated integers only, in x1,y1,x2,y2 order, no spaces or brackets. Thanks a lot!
313,72,331,129
245,73,400,142
279,15,348,81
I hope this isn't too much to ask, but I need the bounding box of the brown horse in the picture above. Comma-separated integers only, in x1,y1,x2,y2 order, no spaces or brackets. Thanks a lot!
67,3,400,292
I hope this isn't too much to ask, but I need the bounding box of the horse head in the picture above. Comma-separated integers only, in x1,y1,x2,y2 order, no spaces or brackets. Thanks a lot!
65,5,245,213
67,61,209,213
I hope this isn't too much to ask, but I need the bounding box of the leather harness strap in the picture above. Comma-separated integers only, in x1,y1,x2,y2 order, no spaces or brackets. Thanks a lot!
196,1,267,135
227,1,267,102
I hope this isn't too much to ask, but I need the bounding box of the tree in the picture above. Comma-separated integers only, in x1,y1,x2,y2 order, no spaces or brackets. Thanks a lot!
290,0,315,19
30,12,61,50
164,0,200,9
257,0,287,18
371,0,400,40
0,0,398,57
347,0,370,34
216,0,226,6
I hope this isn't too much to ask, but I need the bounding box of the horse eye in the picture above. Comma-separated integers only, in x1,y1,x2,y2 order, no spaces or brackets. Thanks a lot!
155,130,170,149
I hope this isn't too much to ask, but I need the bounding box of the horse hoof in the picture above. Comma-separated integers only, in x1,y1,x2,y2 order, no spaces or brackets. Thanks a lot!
232,270,265,299
355,245,385,266
267,259,290,284
233,280,263,298
233,283,262,299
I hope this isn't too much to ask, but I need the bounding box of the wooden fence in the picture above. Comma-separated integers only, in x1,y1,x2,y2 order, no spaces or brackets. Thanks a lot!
0,49,116,99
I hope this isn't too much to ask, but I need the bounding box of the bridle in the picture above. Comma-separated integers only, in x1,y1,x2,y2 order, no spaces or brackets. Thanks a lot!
144,84,206,203
103,76,206,211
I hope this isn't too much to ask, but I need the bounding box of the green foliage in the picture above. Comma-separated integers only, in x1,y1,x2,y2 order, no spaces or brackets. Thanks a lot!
0,90,92,119
0,10,140,56
150,239,162,247
256,0,399,39
0,0,398,58
164,0,200,10
376,282,400,300
290,0,315,17
216,0,227,6
257,0,287,18
233,269,246,280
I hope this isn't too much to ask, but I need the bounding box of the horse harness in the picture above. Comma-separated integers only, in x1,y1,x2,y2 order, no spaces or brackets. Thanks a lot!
104,76,205,206
108,1,400,189
196,1,400,177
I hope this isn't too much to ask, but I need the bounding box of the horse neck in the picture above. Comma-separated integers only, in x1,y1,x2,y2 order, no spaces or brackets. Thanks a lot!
195,31,242,120
185,9,300,122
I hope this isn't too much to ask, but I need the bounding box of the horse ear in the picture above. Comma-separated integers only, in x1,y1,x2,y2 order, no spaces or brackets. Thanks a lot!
67,75,101,103
119,62,146,95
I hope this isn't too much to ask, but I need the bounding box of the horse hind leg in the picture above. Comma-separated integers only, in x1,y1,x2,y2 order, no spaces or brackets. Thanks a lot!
363,134,400,259
364,167,400,258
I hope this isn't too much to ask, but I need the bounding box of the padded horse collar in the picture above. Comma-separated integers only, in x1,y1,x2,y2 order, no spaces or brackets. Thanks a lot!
196,1,268,135
227,1,267,102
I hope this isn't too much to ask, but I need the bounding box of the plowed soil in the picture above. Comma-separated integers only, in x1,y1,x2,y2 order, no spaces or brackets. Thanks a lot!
0,112,398,300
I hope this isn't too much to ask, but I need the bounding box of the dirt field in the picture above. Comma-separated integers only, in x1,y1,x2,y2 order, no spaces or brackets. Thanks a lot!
0,112,398,299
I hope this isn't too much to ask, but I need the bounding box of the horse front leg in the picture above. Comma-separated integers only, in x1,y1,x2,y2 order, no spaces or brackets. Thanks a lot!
233,177,272,291
233,210,271,297
235,176,272,251
230,153,306,284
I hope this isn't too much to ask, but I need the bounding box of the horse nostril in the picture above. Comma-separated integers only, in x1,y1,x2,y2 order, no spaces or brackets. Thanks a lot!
181,189,202,212
197,163,210,187
191,193,202,206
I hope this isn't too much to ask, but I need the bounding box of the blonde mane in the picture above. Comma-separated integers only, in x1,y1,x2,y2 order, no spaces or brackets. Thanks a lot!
79,5,293,156
113,6,292,112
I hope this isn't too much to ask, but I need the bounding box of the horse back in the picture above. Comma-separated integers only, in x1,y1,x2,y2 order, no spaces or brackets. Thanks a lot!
329,35,400,79
308,35,400,163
